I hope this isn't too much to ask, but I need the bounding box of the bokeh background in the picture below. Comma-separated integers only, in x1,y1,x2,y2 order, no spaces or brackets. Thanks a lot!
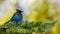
0,0,60,34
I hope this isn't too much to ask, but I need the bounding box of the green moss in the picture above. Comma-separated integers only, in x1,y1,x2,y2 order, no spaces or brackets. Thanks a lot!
0,19,57,34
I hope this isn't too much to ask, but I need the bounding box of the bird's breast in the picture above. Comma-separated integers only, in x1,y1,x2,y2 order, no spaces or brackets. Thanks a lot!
14,14,23,20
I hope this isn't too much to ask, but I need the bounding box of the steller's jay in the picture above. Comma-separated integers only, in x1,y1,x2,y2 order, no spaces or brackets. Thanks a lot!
8,9,23,23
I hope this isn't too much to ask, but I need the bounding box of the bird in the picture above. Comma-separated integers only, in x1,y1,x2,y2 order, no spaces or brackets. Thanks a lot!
8,9,23,23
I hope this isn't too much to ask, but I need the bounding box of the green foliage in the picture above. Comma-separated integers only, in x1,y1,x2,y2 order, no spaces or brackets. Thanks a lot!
0,19,57,34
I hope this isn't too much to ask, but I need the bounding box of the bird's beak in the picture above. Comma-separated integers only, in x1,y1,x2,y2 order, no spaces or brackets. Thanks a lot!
22,11,23,12
21,11,24,12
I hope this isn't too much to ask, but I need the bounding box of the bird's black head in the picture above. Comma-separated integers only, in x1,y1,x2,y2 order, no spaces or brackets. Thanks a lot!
16,9,23,14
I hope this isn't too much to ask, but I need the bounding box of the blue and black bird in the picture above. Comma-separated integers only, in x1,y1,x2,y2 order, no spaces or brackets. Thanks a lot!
8,9,23,23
